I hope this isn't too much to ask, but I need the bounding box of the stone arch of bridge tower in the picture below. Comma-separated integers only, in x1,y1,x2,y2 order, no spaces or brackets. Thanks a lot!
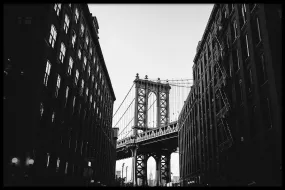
133,74,171,135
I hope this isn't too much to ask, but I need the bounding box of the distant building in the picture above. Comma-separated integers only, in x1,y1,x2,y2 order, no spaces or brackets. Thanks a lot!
172,176,179,183
4,4,117,186
148,171,154,186
116,171,121,179
178,3,281,186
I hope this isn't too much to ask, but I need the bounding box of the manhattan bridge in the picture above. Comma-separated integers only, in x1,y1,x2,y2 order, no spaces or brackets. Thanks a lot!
112,73,193,186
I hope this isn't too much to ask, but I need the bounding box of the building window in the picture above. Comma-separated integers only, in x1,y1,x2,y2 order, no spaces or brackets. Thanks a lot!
93,55,96,65
80,23,85,37
78,49,81,60
95,82,97,90
40,102,44,118
65,162,68,174
87,66,90,78
85,35,89,46
93,101,96,110
49,25,57,48
252,16,262,45
91,75,94,84
52,112,55,122
54,4,61,16
64,14,70,34
96,64,99,73
89,47,92,56
65,86,69,106
75,8,79,23
83,56,87,71
68,57,73,75
44,60,51,86
75,70,79,85
90,96,92,105
55,74,61,98
80,80,84,96
72,30,76,48
85,88,89,98
73,97,76,112
59,43,66,63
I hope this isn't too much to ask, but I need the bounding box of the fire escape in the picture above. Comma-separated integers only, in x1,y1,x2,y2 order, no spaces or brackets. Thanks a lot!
213,10,233,153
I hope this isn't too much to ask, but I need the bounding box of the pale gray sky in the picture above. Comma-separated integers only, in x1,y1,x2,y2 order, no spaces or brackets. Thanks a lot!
88,3,213,181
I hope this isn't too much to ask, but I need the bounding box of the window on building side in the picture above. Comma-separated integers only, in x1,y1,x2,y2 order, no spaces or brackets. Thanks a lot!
73,97,76,111
75,70,79,85
90,96,92,104
93,101,96,110
59,43,66,63
72,30,76,48
75,8,79,23
80,23,85,37
49,25,57,48
68,57,73,75
40,102,44,118
78,49,81,60
80,80,84,96
55,74,61,97
87,66,90,78
52,112,55,122
91,75,94,84
93,55,96,65
83,56,87,71
85,35,89,46
64,14,70,34
89,47,92,56
66,86,69,100
54,4,61,16
85,88,89,98
44,60,51,86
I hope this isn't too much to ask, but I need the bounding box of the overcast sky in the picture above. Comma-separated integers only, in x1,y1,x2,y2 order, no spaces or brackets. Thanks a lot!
88,3,213,181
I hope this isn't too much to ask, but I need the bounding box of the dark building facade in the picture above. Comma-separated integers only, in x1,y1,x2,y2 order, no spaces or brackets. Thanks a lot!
178,4,281,186
4,4,117,186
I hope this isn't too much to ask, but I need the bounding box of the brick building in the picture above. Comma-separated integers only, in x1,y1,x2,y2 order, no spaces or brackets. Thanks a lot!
178,4,281,186
4,4,117,186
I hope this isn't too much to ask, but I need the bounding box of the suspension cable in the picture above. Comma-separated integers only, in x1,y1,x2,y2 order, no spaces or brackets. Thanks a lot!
113,98,135,128
112,83,135,118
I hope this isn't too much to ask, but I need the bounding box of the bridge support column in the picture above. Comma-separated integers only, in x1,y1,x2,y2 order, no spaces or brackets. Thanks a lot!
137,154,148,186
130,145,138,186
155,154,161,186
161,152,171,184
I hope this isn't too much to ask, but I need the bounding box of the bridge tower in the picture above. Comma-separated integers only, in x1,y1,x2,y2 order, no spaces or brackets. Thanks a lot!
130,73,172,186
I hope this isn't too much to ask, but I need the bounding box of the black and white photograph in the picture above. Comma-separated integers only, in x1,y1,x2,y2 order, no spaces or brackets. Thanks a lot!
4,3,282,186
